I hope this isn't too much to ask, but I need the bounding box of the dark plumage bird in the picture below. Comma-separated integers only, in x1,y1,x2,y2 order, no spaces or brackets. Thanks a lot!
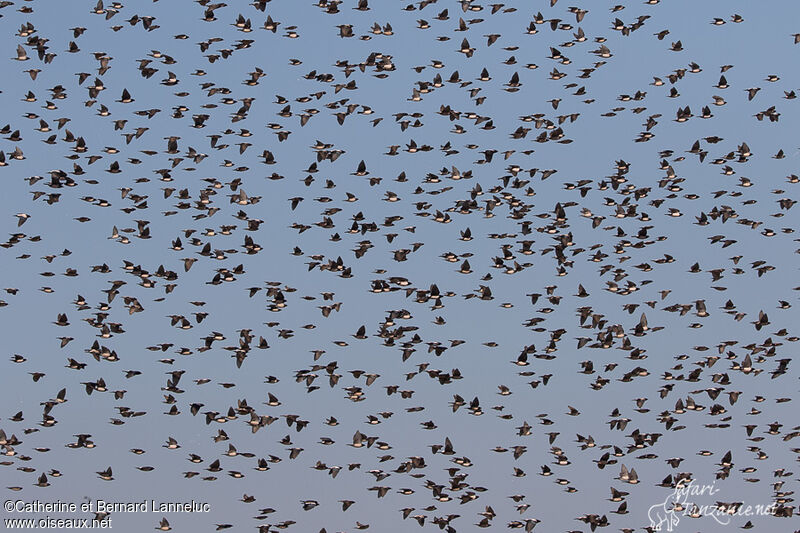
0,2,796,533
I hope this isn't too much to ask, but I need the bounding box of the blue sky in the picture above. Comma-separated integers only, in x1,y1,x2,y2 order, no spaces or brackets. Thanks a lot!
0,1,798,532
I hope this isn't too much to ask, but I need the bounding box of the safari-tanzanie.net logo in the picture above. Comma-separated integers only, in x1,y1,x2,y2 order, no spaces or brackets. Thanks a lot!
647,479,786,531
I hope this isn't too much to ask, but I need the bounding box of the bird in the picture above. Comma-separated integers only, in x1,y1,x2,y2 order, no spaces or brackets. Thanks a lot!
0,2,796,533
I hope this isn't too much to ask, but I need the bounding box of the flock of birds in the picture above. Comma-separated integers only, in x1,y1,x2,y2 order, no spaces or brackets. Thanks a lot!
0,0,798,531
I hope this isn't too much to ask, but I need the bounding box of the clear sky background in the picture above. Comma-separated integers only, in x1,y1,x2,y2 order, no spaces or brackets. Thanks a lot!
0,0,798,532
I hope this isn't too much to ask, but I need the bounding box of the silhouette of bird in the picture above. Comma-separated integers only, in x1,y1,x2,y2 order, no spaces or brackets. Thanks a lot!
0,2,796,532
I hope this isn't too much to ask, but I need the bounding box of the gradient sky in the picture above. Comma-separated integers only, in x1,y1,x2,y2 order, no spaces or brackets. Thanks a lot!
0,1,798,532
